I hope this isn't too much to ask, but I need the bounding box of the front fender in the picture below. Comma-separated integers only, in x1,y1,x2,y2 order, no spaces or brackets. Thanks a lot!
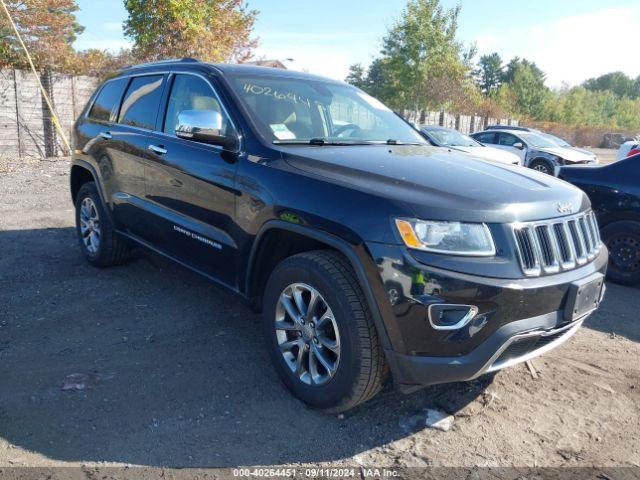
245,220,408,359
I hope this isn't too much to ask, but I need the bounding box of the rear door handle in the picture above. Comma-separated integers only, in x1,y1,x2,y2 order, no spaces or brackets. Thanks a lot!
99,131,112,140
148,144,168,155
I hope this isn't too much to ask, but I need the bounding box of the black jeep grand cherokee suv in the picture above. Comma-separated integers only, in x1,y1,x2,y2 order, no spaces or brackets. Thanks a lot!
71,59,607,412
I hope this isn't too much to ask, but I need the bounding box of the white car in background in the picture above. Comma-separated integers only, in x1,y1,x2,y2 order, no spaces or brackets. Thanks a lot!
471,129,598,175
419,125,522,166
485,125,598,163
617,140,640,160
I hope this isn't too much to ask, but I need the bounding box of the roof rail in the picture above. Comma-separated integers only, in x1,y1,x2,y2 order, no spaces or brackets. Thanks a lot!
124,58,201,70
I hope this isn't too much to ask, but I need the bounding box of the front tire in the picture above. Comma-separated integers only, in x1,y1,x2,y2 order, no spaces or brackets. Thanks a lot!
601,220,640,286
263,251,388,412
75,182,129,267
530,158,554,175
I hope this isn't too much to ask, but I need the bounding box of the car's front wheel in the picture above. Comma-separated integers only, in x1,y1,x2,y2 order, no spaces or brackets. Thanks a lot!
602,220,640,286
530,158,554,175
75,182,129,267
263,250,388,412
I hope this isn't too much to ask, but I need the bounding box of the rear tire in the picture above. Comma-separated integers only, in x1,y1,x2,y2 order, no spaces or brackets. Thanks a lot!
263,250,388,412
601,220,640,286
75,182,129,267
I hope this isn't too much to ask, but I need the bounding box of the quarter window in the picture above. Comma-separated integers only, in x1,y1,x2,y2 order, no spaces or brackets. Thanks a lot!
88,78,128,122
163,74,232,136
118,75,164,130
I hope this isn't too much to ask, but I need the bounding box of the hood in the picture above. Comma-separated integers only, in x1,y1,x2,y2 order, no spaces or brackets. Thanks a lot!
572,146,596,158
451,145,521,165
277,144,589,223
539,146,594,162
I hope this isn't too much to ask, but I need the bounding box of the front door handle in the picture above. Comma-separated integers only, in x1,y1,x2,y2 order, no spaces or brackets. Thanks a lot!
148,144,168,155
99,131,112,140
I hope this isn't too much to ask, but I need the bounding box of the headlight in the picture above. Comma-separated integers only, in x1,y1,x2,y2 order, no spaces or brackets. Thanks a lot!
395,219,496,256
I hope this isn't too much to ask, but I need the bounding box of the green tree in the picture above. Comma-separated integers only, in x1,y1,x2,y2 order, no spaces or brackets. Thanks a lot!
345,63,368,90
508,63,550,119
502,57,545,84
0,0,84,71
583,71,637,98
381,0,465,110
123,0,258,63
475,52,503,95
346,0,474,112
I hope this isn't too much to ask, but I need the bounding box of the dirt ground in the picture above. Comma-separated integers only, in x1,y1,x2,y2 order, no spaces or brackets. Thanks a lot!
0,158,638,470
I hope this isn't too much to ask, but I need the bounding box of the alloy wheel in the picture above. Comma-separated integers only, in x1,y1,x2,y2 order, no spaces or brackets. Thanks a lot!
79,197,101,254
275,283,341,385
533,164,550,174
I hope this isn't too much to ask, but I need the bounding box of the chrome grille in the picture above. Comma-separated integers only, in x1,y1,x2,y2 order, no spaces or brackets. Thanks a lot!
512,211,602,276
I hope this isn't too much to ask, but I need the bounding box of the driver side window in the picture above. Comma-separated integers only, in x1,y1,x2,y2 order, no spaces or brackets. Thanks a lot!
163,74,230,136
498,133,519,146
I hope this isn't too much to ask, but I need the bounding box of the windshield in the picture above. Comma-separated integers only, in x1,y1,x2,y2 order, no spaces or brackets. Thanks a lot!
543,133,571,147
518,132,559,149
424,128,481,147
227,74,426,145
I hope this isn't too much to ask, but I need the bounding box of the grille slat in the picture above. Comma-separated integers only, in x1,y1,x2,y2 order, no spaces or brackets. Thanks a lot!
513,211,601,276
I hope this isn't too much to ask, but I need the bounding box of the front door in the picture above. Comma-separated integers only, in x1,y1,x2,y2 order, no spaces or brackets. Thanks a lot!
144,73,240,287
495,132,527,162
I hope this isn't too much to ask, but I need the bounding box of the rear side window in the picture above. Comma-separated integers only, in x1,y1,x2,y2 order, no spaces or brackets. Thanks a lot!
88,78,128,122
118,75,164,130
474,132,496,144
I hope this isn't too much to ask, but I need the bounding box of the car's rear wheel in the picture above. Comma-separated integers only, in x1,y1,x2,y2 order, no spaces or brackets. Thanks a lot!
263,250,387,412
75,182,129,267
601,221,640,286
530,159,553,175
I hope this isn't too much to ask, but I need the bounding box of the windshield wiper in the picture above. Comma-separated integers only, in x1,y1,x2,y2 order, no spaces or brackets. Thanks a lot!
273,138,425,146
385,139,423,145
274,138,375,146
273,138,327,145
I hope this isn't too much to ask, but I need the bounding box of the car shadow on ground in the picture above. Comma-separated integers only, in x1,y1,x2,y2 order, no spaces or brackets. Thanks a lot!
0,227,493,467
584,282,640,343
0,227,637,467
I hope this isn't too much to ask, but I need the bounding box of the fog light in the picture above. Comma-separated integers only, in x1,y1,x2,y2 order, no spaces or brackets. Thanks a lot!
428,304,479,331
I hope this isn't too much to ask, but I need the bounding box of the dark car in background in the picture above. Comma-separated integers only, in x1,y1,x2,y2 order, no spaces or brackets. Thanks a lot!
472,129,598,175
70,59,607,412
558,155,640,285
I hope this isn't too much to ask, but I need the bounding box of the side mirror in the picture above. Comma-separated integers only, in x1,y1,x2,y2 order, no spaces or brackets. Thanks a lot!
513,142,525,150
175,110,237,150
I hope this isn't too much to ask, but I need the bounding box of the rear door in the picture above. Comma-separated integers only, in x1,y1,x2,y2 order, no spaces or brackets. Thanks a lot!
473,132,496,145
76,77,129,211
495,132,527,162
109,74,166,239
143,72,240,287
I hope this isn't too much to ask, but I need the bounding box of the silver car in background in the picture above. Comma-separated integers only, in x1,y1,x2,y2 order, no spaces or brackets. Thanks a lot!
420,125,522,166
484,125,598,166
472,129,598,175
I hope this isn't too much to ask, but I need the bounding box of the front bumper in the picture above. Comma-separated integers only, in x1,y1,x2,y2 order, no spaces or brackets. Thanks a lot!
391,312,587,392
365,243,608,392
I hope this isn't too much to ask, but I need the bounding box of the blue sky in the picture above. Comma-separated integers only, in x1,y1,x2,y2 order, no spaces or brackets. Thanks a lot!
74,0,640,87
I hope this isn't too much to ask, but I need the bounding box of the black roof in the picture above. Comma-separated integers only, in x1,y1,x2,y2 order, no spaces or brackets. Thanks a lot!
120,58,345,84
421,125,452,131
485,124,537,132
